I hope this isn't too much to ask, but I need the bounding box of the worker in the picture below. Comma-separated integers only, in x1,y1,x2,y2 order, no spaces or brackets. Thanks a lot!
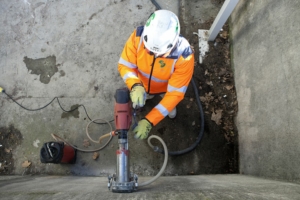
118,9,194,139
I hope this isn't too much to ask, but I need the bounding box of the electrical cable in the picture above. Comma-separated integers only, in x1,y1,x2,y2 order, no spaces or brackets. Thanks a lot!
2,90,114,125
1,88,115,153
149,0,205,156
150,0,162,10
51,118,113,152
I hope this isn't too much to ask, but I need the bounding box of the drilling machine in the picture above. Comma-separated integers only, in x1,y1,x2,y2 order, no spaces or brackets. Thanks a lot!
108,88,138,193
1,85,168,191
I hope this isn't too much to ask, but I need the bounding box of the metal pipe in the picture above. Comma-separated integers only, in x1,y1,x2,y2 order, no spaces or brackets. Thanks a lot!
116,138,130,183
208,0,240,41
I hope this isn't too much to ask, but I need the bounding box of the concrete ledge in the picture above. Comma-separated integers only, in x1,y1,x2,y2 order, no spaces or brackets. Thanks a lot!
1,175,300,200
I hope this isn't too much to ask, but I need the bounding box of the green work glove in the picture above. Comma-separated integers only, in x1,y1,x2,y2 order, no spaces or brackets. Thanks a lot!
133,119,152,139
130,85,146,108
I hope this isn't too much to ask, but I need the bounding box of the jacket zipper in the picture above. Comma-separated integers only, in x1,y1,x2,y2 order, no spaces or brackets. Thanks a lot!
147,56,156,94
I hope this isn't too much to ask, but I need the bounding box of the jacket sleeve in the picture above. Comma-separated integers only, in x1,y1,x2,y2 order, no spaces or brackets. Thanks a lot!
118,29,142,90
145,52,195,126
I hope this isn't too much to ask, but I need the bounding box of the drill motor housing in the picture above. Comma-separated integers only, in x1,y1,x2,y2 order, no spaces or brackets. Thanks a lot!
114,88,132,134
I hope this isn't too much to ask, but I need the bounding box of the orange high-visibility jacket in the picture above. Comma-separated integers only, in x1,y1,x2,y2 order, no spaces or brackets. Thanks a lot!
118,26,194,126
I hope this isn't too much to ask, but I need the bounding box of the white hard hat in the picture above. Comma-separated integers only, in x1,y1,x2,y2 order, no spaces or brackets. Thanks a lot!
143,10,180,55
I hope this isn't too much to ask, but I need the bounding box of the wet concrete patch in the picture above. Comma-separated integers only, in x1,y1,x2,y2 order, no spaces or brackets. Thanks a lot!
59,70,65,77
0,125,23,175
23,56,58,84
61,104,80,119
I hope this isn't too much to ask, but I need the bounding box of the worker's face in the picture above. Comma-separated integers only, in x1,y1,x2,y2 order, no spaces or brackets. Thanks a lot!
145,48,171,58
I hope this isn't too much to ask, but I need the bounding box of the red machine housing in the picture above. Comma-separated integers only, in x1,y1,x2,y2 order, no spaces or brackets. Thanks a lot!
114,88,132,131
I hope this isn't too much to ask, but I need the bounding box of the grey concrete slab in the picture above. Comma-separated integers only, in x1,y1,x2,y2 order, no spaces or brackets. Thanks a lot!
0,0,224,177
153,0,179,15
231,0,300,183
0,0,155,176
179,0,223,37
1,175,300,200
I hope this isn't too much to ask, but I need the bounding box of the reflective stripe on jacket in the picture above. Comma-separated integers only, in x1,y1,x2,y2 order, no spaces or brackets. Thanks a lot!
118,26,194,126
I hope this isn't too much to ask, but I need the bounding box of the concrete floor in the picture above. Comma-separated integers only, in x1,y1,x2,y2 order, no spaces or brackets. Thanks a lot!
1,175,300,200
1,0,300,199
0,0,225,177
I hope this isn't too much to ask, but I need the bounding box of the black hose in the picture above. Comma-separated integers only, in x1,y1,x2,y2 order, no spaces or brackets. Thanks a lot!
150,0,205,156
150,0,162,10
154,78,205,156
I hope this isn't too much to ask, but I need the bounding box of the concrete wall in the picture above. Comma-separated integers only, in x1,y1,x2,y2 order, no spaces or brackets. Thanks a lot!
231,0,300,182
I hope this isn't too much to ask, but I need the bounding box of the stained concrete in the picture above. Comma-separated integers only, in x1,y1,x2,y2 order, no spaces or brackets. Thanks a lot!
0,0,226,177
0,0,156,176
23,56,58,84
231,0,300,183
61,104,80,119
1,175,300,200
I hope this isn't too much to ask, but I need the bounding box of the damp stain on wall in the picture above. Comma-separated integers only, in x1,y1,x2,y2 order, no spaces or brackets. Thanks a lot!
23,56,58,84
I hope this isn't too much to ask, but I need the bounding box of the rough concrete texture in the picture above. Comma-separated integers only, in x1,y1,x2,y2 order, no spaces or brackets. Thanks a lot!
231,0,300,183
152,0,179,14
0,0,156,176
0,0,155,176
0,0,226,177
1,175,300,200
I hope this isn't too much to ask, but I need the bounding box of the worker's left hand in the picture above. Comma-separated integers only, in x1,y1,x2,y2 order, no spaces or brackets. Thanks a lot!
133,119,152,139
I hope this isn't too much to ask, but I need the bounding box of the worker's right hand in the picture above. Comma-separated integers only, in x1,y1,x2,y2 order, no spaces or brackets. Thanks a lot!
130,85,146,108
133,119,152,139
